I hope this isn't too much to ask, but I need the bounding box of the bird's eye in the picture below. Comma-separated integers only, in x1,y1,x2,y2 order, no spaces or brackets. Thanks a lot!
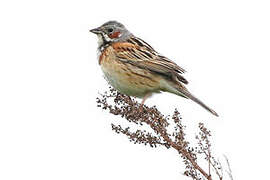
107,28,113,33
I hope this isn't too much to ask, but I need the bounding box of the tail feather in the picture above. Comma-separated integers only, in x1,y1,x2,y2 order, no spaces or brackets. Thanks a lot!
173,85,219,117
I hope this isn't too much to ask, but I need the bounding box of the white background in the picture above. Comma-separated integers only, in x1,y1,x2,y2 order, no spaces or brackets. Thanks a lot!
0,0,269,179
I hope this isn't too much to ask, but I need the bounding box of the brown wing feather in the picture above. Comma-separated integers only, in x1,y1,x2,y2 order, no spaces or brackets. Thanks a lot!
112,38,188,84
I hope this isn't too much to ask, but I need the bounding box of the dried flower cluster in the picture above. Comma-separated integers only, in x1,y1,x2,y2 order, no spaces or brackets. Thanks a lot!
96,87,228,180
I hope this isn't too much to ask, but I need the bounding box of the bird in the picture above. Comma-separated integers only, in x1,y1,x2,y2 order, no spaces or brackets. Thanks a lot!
90,21,218,116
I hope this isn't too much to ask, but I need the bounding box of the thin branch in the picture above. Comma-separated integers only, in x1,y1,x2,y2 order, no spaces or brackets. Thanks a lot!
96,88,230,180
224,155,234,180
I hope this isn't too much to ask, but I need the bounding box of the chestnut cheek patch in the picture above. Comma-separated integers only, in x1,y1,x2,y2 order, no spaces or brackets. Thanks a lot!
109,31,121,39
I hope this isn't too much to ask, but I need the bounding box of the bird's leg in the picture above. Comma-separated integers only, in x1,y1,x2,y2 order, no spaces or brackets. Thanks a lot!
139,93,151,111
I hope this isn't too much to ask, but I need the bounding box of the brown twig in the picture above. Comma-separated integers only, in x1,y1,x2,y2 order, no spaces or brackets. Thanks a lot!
96,87,226,180
155,125,211,180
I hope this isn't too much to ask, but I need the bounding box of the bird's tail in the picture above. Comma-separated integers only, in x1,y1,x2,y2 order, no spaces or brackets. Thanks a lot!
172,84,219,117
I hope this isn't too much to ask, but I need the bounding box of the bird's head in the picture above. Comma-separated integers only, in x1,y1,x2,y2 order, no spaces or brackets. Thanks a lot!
90,21,132,47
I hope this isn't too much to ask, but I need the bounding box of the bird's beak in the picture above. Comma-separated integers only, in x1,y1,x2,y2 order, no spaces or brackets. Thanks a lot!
89,27,102,34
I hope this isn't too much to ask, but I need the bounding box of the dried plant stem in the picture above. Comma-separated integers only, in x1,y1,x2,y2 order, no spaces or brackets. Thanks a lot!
197,134,222,180
152,124,211,180
97,88,227,180
224,155,233,180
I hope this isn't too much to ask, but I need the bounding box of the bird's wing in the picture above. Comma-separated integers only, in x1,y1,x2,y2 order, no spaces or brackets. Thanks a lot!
112,37,188,84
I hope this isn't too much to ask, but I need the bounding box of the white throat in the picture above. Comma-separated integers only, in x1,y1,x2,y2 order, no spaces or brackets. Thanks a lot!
97,34,104,47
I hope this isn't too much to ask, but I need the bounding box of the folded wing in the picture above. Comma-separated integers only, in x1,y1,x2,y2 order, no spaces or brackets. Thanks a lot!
112,37,188,84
